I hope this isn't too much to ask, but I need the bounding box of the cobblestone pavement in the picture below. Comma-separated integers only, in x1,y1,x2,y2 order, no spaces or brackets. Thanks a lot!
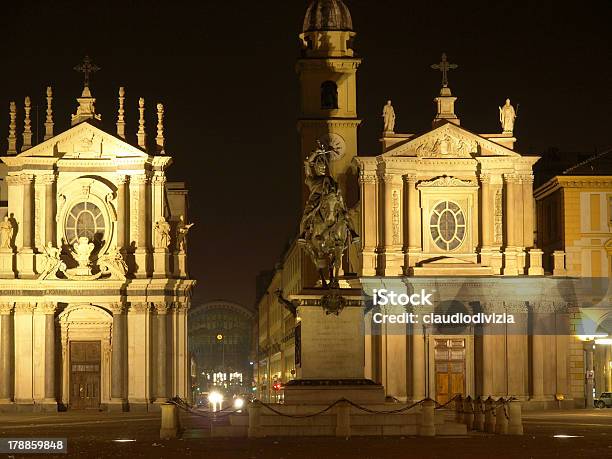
1,409,611,458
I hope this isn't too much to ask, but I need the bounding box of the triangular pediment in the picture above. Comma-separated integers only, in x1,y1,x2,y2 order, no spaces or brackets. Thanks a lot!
10,121,149,160
383,122,520,158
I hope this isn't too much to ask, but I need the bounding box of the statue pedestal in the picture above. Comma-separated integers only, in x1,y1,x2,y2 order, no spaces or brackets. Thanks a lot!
284,288,384,404
17,250,36,279
0,249,15,278
134,250,150,278
173,252,188,278
153,249,170,277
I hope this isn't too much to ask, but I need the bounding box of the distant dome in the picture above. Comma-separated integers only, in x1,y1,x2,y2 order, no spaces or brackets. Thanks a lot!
302,0,353,33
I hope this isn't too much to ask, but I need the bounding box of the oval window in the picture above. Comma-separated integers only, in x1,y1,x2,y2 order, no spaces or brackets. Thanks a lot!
430,201,466,251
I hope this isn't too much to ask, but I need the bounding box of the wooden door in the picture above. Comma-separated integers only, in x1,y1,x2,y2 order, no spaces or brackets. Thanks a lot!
434,338,465,405
70,341,101,410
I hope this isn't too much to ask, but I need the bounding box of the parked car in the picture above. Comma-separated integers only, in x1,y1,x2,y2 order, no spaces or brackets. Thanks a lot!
594,392,612,408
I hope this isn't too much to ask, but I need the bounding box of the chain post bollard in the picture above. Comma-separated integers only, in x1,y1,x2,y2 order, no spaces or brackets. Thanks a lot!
484,396,495,433
335,399,351,437
418,399,436,436
494,398,508,434
463,395,474,430
160,402,179,440
454,395,463,423
248,401,264,438
507,399,523,435
473,396,485,431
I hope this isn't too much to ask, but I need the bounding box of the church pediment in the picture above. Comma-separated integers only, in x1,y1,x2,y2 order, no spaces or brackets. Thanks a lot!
383,122,520,158
6,121,149,160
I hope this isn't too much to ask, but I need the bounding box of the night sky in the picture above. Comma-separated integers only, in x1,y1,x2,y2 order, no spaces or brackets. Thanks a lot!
1,1,610,308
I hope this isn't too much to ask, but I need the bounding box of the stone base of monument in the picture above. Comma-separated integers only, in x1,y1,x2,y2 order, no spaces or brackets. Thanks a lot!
210,287,466,437
283,379,385,404
0,249,15,278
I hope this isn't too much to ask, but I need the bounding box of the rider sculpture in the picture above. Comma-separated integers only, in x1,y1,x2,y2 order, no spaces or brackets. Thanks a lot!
298,142,359,288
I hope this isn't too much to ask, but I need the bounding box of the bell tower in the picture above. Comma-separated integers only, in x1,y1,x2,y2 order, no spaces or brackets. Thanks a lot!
297,0,361,206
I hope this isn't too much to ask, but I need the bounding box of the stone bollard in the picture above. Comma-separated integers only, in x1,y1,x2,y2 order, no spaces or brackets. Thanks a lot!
455,395,463,423
248,401,264,438
507,399,523,435
473,397,485,431
463,396,474,430
160,403,179,440
335,401,351,437
494,399,508,435
484,397,496,433
418,399,436,436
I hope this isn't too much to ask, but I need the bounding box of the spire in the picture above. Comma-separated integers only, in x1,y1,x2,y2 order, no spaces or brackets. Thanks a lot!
117,87,126,139
156,103,165,153
71,56,102,126
431,53,460,127
21,96,32,151
137,97,146,149
7,101,17,154
44,86,54,140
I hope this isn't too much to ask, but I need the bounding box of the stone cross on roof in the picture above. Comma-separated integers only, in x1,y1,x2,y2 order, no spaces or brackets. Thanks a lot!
431,53,458,88
74,55,100,88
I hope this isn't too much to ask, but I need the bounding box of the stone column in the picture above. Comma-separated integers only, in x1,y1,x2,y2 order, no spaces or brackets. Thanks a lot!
116,175,128,252
382,173,402,275
109,303,126,409
531,334,545,400
405,175,421,269
154,302,168,403
133,174,149,277
13,302,34,405
21,174,34,249
503,174,519,275
127,302,150,408
0,303,13,403
42,175,55,245
42,303,56,407
359,171,378,276
136,175,149,250
522,174,534,248
173,302,189,399
411,324,426,402
481,174,493,246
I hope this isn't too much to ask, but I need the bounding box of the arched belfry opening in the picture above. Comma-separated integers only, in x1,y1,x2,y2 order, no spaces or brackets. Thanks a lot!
321,80,338,109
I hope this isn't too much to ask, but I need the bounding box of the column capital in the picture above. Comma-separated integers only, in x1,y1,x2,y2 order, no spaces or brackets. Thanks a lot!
0,302,13,314
358,171,377,184
503,173,520,184
38,174,56,185
403,174,418,184
381,173,402,184
151,174,167,186
35,302,57,314
108,303,126,315
479,173,492,184
131,174,149,185
128,302,150,313
5,174,21,185
14,302,35,313
19,173,35,184
520,173,534,184
115,174,129,185
153,302,169,314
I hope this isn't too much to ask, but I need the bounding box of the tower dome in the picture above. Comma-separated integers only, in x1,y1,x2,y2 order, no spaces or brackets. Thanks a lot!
302,0,353,33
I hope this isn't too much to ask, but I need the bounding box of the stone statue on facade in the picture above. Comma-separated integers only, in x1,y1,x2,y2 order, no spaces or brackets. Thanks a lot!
499,98,517,134
297,142,359,288
0,216,13,249
98,247,128,279
176,215,194,252
154,216,171,249
38,242,66,279
382,100,396,133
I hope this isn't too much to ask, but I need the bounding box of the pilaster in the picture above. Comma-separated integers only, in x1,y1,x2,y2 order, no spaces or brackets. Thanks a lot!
404,174,422,271
0,303,14,407
359,170,378,276
127,302,150,409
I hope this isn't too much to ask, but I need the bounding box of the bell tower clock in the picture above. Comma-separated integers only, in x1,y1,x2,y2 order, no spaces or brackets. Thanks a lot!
297,0,361,206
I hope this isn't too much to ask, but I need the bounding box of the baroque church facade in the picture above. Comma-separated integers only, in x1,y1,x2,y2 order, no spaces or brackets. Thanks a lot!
255,0,597,408
0,67,195,412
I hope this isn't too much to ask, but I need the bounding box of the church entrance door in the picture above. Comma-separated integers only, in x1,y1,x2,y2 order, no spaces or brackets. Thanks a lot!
70,341,101,410
434,338,466,404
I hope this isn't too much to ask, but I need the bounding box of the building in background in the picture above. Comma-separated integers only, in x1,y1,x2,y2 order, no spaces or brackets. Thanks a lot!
0,62,195,412
254,0,611,409
189,300,253,403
